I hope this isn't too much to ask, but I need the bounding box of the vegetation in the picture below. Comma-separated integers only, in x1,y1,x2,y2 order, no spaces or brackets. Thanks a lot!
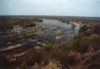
43,43,52,51
0,17,100,69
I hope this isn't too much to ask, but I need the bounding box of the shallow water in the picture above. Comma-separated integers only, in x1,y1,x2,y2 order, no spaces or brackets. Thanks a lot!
34,19,80,42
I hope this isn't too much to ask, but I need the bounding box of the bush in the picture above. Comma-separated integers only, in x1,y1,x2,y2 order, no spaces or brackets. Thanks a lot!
79,25,90,36
43,43,52,51
79,25,89,33
88,34,100,42
72,35,90,53
52,49,82,68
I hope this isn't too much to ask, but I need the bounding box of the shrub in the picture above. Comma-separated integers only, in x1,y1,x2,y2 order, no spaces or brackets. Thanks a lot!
79,25,89,33
43,43,52,51
72,35,90,53
88,34,100,42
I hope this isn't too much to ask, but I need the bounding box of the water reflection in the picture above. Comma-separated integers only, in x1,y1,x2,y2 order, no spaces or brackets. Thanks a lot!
34,19,80,42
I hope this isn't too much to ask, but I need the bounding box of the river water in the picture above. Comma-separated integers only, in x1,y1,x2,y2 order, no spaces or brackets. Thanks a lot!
34,19,80,43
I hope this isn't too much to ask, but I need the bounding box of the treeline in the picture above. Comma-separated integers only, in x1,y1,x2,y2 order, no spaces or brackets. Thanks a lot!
0,18,42,33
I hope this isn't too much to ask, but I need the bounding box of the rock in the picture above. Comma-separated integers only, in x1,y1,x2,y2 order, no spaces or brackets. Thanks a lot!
55,35,64,40
55,30,62,34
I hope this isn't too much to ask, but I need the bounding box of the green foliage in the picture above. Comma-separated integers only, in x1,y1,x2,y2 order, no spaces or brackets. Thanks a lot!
88,34,100,42
72,33,100,53
73,35,81,40
58,42,72,52
79,25,89,33
79,25,90,36
43,43,52,51
72,35,90,53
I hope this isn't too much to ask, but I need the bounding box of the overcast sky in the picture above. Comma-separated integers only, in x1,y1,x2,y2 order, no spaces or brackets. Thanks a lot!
0,0,100,17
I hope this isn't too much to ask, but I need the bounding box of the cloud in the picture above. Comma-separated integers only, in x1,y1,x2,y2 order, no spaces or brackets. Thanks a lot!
0,0,100,17
22,0,67,4
1,0,67,4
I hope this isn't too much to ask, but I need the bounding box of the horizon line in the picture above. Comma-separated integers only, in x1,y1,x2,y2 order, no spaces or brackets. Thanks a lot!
0,15,100,18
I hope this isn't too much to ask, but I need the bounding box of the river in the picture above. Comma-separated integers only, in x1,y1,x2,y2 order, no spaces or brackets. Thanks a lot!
34,19,80,43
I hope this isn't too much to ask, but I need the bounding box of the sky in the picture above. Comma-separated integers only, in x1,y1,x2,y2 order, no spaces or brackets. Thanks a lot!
0,0,100,17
